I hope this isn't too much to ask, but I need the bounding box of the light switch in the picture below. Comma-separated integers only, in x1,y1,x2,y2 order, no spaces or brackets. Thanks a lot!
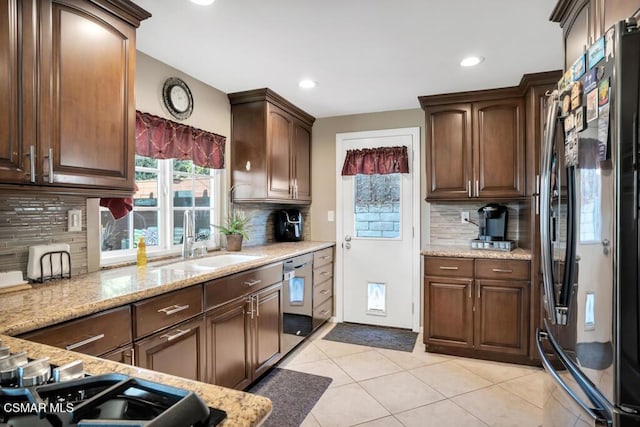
68,209,82,232
327,210,335,222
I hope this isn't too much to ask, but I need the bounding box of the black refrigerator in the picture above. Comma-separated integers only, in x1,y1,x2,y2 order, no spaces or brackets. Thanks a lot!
537,19,640,426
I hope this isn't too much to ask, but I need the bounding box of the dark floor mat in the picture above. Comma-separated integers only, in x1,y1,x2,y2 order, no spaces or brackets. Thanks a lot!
248,368,332,427
322,322,418,352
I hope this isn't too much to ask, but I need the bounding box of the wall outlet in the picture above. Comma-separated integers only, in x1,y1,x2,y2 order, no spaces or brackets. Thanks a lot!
327,210,335,222
461,211,470,224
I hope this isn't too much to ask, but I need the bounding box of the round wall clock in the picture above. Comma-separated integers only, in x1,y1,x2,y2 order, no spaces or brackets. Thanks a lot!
162,77,194,120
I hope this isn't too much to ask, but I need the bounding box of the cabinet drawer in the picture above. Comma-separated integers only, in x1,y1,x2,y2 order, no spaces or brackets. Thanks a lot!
313,278,333,306
313,263,333,283
424,257,474,278
133,285,203,339
21,306,131,356
313,247,334,268
313,297,332,328
475,259,530,280
205,262,283,310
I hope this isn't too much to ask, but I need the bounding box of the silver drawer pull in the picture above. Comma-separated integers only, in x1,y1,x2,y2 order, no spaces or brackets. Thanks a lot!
439,266,458,270
244,279,262,287
157,304,190,316
320,289,329,295
320,271,330,276
320,255,330,260
65,334,105,351
161,328,191,341
491,268,513,273
320,310,329,316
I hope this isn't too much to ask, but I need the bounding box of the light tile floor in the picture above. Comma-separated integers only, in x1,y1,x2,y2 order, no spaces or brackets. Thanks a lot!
276,322,545,427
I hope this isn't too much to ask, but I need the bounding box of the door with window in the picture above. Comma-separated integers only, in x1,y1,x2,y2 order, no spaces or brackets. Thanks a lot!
337,128,420,330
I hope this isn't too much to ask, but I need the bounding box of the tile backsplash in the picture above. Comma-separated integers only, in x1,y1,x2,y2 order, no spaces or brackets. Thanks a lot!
233,203,310,247
0,194,88,277
429,201,524,247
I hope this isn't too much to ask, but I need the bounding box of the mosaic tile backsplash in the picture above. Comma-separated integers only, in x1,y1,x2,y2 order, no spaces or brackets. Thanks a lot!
0,195,88,277
234,203,310,247
429,201,524,247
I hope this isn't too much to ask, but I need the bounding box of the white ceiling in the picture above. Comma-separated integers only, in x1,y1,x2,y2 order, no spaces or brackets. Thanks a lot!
135,0,563,119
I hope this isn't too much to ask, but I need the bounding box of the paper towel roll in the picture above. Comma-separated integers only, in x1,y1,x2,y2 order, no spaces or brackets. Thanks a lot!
27,243,71,281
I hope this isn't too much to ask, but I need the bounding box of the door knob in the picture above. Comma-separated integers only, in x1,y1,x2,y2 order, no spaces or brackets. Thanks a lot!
344,235,351,242
345,242,351,249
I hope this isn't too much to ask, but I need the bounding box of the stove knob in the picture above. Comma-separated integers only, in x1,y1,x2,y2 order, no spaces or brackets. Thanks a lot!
53,360,84,382
0,351,28,383
18,357,51,387
0,346,10,359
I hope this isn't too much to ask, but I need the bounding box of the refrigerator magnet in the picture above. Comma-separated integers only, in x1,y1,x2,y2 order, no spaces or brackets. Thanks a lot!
561,94,571,116
571,81,583,110
588,37,605,68
598,78,610,106
572,54,586,80
575,107,586,132
584,68,597,92
605,27,615,61
586,89,599,123
565,112,575,131
597,103,610,161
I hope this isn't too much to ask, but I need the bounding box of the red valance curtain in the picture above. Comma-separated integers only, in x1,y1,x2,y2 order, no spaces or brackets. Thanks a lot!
341,146,409,176
135,111,226,169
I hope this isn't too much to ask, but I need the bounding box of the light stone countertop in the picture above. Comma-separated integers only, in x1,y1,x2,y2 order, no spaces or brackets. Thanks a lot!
0,241,334,336
421,245,532,260
0,335,272,427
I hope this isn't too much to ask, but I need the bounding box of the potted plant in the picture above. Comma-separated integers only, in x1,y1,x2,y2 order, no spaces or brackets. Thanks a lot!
212,210,250,251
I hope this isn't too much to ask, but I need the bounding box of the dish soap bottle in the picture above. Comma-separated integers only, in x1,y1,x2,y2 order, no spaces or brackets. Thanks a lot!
137,236,147,267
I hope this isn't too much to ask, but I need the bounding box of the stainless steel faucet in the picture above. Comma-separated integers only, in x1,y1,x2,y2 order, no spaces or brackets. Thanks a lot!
182,209,194,259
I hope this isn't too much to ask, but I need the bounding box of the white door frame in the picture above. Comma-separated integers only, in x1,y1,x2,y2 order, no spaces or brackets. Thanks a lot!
335,127,421,332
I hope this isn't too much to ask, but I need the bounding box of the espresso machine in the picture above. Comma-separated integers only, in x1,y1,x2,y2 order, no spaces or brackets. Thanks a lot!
275,210,303,242
477,204,508,241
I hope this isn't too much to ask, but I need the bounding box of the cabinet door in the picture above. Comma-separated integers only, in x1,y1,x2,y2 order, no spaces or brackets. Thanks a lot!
424,104,473,199
135,316,206,382
564,0,592,69
474,279,529,356
423,277,474,349
0,0,35,184
603,0,640,32
101,345,134,365
267,104,293,199
206,298,252,390
252,284,283,378
292,120,311,201
38,0,135,191
473,98,525,198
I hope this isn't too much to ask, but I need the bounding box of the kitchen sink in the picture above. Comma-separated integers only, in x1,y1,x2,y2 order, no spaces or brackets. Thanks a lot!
156,254,264,273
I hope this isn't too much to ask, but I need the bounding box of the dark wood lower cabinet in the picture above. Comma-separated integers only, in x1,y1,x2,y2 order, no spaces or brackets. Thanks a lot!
475,279,529,356
135,316,206,382
205,283,283,389
101,345,134,365
424,277,474,349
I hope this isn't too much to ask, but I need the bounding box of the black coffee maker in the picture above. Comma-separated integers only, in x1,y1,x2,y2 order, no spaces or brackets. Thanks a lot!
275,210,303,242
477,204,508,241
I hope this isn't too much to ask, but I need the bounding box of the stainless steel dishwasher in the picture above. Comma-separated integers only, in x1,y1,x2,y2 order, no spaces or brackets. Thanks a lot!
282,253,313,354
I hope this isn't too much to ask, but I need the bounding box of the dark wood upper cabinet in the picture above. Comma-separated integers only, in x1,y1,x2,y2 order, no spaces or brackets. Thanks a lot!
420,90,525,201
229,88,315,204
0,0,150,196
473,98,525,199
551,0,640,69
424,104,473,199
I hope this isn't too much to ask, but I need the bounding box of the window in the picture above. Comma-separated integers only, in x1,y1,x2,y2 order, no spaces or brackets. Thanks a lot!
100,155,223,264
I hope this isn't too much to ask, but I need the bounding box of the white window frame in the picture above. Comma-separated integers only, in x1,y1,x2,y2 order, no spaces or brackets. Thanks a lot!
100,157,224,266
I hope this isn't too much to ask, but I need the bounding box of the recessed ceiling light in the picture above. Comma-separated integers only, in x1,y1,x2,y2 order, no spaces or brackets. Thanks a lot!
299,79,316,89
460,56,484,67
190,0,215,5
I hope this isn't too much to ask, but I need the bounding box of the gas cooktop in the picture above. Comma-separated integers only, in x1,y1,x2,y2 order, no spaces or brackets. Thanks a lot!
0,340,226,427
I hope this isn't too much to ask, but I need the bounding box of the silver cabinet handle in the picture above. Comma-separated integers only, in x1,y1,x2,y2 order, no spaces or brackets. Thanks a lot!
477,283,481,299
320,310,329,316
255,295,259,317
160,328,191,342
320,271,330,276
45,148,54,183
244,279,261,287
535,174,540,215
65,334,105,351
475,179,479,197
320,289,329,295
468,284,472,299
491,268,513,273
439,266,458,270
246,297,254,319
157,304,190,316
129,347,135,367
320,255,330,260
29,145,36,183
468,180,471,197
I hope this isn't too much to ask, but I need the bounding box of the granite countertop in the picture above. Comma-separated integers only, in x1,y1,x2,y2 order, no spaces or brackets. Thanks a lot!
0,335,271,427
0,241,334,336
421,245,532,260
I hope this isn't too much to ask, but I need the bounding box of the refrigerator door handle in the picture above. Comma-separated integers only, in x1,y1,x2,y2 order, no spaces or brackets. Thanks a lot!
536,330,613,426
541,93,560,323
633,111,638,221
